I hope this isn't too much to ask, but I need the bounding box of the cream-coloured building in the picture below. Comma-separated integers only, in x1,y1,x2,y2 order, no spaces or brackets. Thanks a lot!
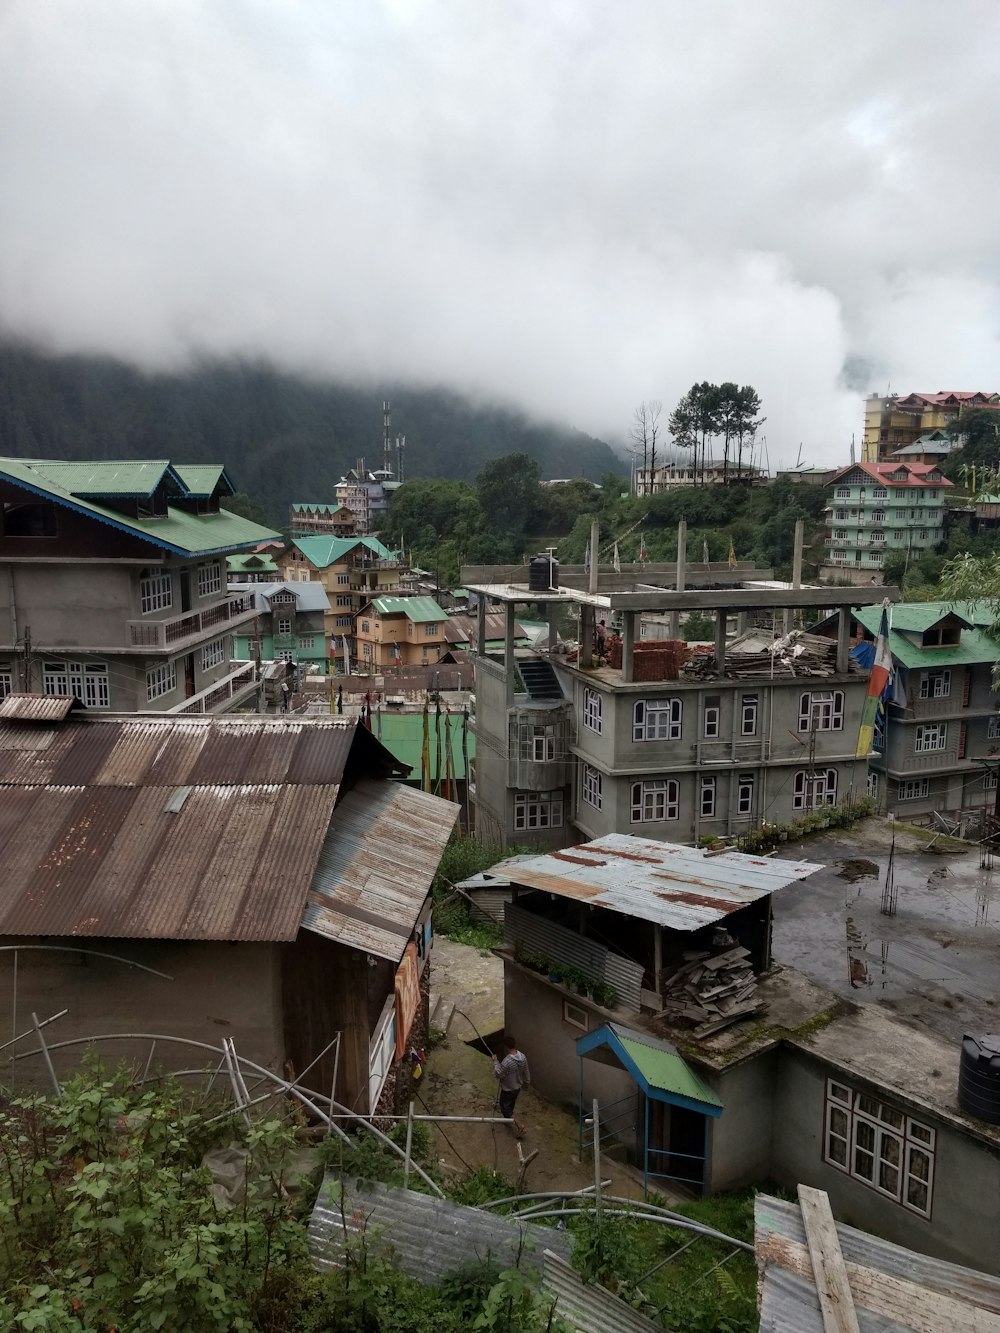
354,596,449,670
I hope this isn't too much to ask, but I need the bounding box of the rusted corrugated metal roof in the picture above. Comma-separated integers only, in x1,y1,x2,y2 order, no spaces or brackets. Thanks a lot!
303,778,459,961
0,693,79,722
0,715,418,942
755,1192,1000,1331
540,1250,662,1333
507,834,821,932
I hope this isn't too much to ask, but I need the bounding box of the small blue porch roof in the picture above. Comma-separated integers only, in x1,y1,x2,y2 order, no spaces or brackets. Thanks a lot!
577,1023,723,1118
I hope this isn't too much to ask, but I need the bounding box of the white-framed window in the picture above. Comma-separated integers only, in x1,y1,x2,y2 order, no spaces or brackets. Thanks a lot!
582,765,602,810
835,509,848,520
43,661,110,708
737,773,754,816
704,695,720,738
630,778,679,823
0,668,11,699
361,620,371,633
988,716,1000,740
824,1079,934,1218
201,638,226,671
277,617,292,635
915,722,947,753
793,767,838,809
271,591,295,604
277,650,294,664
700,776,716,818
423,622,439,636
897,778,930,801
741,694,758,736
197,561,222,597
799,690,845,732
139,568,172,614
514,790,564,831
867,771,879,798
836,486,851,498
873,487,888,498
583,687,603,734
298,635,316,650
336,616,352,628
633,697,682,742
146,661,177,702
336,595,353,607
986,771,998,790
530,726,556,762
336,573,351,585
920,669,950,699
563,1000,588,1031
872,510,885,523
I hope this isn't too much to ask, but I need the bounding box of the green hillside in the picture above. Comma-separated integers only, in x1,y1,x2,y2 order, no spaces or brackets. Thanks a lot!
0,342,619,525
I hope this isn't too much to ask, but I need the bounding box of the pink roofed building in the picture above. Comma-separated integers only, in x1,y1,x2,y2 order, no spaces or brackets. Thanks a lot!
821,460,953,584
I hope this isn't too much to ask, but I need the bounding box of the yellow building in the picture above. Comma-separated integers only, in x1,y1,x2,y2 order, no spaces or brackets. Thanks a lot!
281,536,406,669
354,596,449,670
863,391,999,461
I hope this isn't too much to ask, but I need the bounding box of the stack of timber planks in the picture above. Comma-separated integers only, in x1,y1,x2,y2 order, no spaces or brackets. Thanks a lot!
685,630,843,680
660,939,763,1036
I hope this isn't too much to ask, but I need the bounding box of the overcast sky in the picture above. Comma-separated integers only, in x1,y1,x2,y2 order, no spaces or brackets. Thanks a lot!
1,1,999,467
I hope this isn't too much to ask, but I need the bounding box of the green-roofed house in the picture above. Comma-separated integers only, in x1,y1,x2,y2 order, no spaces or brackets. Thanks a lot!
280,535,407,669
355,595,450,669
852,600,1000,820
0,455,279,713
288,502,356,539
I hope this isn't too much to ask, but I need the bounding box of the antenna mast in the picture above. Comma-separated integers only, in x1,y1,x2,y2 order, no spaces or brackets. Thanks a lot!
395,433,405,484
383,400,392,477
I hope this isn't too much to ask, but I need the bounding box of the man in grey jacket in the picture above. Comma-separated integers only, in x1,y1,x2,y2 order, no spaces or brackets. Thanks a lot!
493,1034,530,1138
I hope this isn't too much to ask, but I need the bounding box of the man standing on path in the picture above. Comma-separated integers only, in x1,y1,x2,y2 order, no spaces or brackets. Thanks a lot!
280,680,290,713
493,1034,530,1138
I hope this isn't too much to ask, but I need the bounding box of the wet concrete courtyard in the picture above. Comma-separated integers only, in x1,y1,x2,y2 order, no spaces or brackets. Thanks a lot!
771,819,1000,1043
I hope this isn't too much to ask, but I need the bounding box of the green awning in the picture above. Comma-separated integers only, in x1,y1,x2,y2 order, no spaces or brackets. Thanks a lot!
577,1023,723,1116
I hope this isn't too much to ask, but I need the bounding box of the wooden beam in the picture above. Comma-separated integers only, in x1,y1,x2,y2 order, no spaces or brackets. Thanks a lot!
797,1185,860,1333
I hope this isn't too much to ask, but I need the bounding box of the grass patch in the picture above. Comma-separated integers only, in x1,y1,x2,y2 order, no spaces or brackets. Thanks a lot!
432,833,527,948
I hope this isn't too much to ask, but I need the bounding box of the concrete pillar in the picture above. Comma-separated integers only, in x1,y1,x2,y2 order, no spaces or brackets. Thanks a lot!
836,606,851,675
783,519,805,635
580,604,594,668
715,608,727,677
669,519,687,639
476,594,487,656
547,602,558,652
504,603,516,705
588,519,600,595
621,610,636,683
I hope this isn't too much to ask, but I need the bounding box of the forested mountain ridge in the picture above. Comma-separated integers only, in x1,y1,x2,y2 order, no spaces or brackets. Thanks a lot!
0,342,619,525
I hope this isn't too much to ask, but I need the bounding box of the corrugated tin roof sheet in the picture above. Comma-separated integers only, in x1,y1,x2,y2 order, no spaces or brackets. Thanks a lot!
304,778,459,961
507,835,821,932
308,1176,572,1282
369,595,447,622
292,535,394,567
0,716,418,942
0,693,79,722
610,1025,723,1108
540,1249,663,1333
755,1192,1000,1332
854,604,1000,669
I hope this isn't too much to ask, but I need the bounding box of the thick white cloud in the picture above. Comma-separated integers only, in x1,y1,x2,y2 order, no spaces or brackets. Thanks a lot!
1,0,998,465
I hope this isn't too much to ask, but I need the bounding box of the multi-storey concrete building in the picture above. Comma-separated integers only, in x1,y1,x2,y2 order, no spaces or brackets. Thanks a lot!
863,391,999,462
820,461,952,584
462,565,892,850
230,581,331,674
0,457,278,713
335,462,398,536
354,595,450,670
281,535,406,670
852,601,1000,827
288,502,356,538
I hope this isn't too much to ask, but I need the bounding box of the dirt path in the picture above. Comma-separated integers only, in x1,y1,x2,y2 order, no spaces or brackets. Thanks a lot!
422,939,653,1202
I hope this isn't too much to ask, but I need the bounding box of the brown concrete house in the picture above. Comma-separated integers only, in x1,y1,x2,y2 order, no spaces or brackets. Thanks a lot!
0,712,458,1112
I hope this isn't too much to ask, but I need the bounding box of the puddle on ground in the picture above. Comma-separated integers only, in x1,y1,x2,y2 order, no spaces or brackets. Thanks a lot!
837,859,879,883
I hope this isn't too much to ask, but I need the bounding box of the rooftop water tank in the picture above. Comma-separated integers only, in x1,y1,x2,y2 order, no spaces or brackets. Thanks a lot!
528,553,559,593
958,1034,1000,1125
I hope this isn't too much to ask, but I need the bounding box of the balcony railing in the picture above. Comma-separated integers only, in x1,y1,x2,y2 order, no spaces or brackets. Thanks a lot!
167,661,257,714
127,594,256,651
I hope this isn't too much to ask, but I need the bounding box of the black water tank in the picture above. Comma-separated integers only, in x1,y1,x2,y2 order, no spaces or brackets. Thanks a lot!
958,1034,1000,1124
528,553,559,592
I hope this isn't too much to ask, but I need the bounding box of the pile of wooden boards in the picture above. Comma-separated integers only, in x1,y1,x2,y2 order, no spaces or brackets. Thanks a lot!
685,629,843,680
659,939,763,1036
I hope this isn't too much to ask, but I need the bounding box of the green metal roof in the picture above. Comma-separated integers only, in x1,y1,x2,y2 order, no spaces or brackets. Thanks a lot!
854,603,1000,669
292,535,394,567
616,1032,723,1109
173,463,233,497
17,458,177,496
375,710,474,779
227,552,278,571
369,595,447,622
0,457,279,556
291,502,349,515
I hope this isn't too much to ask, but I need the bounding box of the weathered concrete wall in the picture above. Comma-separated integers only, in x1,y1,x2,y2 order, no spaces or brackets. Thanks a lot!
1,937,285,1093
701,1050,777,1192
770,1046,1000,1272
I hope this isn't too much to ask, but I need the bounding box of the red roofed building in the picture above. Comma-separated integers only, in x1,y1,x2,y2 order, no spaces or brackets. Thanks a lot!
820,461,953,584
863,391,1000,460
